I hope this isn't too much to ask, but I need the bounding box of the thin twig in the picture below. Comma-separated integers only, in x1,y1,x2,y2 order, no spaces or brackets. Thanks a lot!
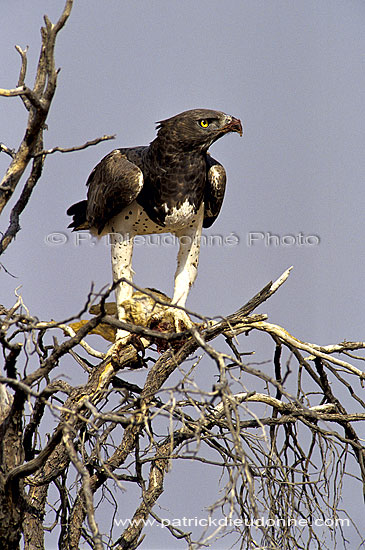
0,144,16,158
34,134,116,157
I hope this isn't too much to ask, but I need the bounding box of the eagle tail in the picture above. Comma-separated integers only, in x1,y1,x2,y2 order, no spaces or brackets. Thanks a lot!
67,200,89,230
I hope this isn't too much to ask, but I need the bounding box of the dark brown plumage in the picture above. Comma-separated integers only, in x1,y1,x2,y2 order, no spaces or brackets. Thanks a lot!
67,109,242,235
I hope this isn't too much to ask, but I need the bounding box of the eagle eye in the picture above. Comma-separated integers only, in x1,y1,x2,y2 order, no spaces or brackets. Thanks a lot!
199,119,209,128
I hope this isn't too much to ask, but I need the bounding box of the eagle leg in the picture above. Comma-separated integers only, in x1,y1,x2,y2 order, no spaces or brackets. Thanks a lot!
171,206,203,332
110,233,135,344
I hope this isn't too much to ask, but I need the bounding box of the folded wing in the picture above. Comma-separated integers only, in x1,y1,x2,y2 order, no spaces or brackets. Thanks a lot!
86,149,144,234
203,154,227,228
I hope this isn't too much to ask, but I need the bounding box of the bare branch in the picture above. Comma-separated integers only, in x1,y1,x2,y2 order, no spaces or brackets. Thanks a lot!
15,45,28,86
62,423,103,550
0,85,44,110
246,320,365,377
51,0,74,34
0,151,44,256
0,0,74,216
34,134,116,157
0,144,16,159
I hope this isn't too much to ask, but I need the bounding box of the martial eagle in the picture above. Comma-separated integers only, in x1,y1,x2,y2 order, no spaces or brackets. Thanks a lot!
67,108,242,344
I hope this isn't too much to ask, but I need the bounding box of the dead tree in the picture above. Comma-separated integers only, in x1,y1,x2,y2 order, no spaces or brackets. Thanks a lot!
0,0,114,257
1,3,364,550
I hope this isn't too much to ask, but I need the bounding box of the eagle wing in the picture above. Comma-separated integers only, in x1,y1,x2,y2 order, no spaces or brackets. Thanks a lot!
203,154,227,228
86,148,144,234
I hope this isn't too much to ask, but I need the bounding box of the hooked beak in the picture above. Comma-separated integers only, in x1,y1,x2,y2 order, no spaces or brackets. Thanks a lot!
222,115,243,137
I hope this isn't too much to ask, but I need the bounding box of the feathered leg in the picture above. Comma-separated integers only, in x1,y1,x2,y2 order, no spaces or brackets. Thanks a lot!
110,232,135,343
172,206,204,330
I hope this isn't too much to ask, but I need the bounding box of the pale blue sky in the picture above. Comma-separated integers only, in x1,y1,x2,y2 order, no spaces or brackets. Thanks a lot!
1,1,365,548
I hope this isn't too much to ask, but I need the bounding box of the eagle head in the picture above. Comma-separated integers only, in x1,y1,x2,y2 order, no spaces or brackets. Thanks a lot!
156,109,243,151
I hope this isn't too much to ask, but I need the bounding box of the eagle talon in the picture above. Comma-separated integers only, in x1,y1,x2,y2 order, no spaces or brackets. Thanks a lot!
170,309,193,333
109,337,146,369
109,336,131,363
129,333,146,357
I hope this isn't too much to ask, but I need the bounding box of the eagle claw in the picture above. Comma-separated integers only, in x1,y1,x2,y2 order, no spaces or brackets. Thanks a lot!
170,308,193,333
109,336,146,369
